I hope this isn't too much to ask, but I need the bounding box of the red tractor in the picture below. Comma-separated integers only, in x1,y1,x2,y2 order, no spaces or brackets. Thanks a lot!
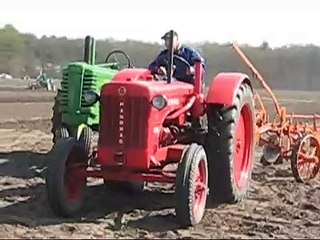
45,31,256,226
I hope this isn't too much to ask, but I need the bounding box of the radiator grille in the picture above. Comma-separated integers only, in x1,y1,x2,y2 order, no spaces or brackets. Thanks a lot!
99,95,150,148
59,70,68,106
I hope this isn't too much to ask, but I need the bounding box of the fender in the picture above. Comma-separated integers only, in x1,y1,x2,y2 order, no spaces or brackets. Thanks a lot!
206,72,252,106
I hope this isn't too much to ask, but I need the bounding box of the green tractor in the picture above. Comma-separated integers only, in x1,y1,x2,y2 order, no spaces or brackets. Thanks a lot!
28,70,56,91
51,35,133,155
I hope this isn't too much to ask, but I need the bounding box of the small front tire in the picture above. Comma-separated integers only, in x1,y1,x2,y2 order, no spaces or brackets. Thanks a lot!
175,143,209,226
78,125,94,158
46,138,88,217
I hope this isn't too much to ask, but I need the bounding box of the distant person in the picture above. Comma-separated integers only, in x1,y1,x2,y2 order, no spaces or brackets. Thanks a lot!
148,30,206,84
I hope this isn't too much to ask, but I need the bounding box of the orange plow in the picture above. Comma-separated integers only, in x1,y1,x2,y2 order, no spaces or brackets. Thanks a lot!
231,43,320,183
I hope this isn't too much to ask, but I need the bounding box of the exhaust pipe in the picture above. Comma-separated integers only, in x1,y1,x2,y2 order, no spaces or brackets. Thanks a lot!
84,35,96,65
167,30,174,84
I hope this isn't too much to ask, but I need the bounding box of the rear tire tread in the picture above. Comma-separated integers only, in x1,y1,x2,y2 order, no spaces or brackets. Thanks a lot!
205,82,255,204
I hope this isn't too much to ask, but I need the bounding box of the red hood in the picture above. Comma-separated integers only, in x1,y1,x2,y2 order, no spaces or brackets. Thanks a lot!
102,68,194,99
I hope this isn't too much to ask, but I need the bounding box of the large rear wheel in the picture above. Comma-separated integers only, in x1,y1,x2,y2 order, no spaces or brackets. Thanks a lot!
205,82,255,203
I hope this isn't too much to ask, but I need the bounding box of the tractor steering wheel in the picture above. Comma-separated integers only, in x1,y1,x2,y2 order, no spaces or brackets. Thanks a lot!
154,54,192,81
105,49,133,69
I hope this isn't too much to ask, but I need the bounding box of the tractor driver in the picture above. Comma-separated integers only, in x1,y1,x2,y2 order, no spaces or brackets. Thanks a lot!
148,30,206,84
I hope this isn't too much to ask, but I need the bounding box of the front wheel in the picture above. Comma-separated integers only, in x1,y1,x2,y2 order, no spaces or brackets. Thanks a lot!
77,124,94,158
45,138,88,217
175,143,209,226
51,90,69,143
54,127,69,143
205,82,255,204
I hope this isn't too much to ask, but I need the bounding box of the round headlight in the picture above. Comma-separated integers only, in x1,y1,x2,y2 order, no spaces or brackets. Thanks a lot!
83,90,100,106
152,95,167,110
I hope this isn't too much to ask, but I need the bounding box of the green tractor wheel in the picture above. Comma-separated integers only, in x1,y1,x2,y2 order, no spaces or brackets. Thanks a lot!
77,124,94,158
51,90,69,143
55,127,69,141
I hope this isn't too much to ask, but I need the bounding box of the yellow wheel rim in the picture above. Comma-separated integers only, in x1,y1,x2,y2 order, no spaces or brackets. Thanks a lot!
77,123,87,140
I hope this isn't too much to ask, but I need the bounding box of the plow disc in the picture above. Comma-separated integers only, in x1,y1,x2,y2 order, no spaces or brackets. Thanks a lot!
261,145,282,165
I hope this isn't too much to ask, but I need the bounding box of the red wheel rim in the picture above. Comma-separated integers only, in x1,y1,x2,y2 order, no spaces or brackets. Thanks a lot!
64,148,85,202
234,104,253,190
296,135,320,181
193,158,208,220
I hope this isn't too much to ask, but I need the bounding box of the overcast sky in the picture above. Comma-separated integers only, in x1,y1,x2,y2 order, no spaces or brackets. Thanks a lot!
0,0,319,47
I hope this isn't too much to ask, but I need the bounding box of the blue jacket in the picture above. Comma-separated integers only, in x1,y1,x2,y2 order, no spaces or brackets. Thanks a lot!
148,44,206,84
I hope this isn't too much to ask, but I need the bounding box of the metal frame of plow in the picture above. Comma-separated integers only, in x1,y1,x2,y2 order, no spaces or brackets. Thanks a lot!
230,43,320,183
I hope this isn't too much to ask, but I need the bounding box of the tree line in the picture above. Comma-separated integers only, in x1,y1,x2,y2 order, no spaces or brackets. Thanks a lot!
1,24,320,91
